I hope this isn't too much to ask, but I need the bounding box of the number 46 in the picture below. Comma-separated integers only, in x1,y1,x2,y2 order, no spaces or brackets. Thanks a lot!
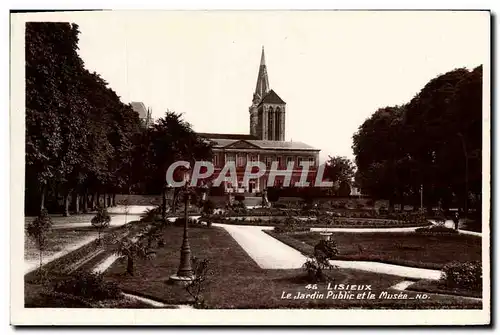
305,284,318,290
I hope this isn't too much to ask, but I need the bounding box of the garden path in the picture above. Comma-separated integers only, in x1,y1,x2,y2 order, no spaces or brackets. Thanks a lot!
24,208,151,275
215,223,444,280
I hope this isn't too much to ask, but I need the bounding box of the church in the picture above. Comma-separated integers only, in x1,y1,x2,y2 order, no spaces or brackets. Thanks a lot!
199,48,320,194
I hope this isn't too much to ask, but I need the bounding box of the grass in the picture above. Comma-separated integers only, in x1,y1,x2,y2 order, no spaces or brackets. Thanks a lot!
103,225,480,309
24,227,98,261
289,231,481,270
407,280,483,299
24,219,156,307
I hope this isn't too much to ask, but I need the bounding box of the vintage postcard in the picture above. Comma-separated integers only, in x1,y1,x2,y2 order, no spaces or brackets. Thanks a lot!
10,10,491,325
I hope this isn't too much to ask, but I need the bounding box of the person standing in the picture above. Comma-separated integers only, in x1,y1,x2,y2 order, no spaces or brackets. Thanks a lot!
453,211,460,230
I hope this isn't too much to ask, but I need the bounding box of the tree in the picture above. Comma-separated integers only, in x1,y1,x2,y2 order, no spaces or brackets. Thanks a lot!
352,66,482,215
91,206,111,242
115,239,154,276
26,209,53,280
25,22,143,216
267,187,281,206
137,112,213,220
324,156,355,193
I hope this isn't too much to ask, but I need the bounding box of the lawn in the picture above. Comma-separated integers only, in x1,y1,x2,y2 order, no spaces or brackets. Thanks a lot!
103,225,480,309
407,279,482,299
24,227,98,261
290,231,482,270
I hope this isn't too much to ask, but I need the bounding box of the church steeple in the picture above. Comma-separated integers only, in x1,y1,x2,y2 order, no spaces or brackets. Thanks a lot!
253,46,270,103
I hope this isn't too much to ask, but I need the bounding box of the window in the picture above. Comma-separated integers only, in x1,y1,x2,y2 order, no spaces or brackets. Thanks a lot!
213,154,219,167
287,156,294,166
238,155,246,167
266,156,273,168
277,156,283,168
308,157,315,166
251,155,258,162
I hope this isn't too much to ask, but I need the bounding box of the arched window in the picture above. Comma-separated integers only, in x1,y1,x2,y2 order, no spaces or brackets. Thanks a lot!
268,107,274,139
275,107,281,140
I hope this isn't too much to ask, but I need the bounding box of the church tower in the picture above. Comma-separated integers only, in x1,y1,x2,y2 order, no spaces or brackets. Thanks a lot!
249,47,286,141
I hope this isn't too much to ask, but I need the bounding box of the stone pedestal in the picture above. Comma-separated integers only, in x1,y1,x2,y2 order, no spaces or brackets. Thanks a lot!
169,274,195,286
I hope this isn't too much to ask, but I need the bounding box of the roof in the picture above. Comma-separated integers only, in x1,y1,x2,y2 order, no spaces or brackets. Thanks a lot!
206,138,319,151
198,133,258,140
258,89,286,106
130,101,148,119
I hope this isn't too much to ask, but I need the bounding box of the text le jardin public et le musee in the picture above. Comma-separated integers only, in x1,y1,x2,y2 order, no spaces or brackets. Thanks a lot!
281,284,430,301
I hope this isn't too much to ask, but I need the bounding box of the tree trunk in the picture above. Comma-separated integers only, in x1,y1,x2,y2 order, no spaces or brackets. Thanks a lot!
112,194,116,207
63,191,71,217
73,191,80,214
91,193,96,210
39,249,43,274
40,182,46,212
388,197,395,213
83,192,89,213
162,186,167,222
127,256,134,276
103,193,107,207
95,192,100,208
108,194,112,207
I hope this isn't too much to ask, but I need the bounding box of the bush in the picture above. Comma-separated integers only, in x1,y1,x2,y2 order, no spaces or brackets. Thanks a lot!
378,206,388,215
234,194,245,202
141,205,162,222
91,206,111,240
53,271,121,301
202,199,215,215
314,239,339,259
441,261,482,291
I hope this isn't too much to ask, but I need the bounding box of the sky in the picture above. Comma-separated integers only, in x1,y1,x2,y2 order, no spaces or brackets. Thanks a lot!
22,11,490,163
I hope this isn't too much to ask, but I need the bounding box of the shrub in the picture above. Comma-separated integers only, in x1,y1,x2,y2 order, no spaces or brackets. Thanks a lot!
314,239,339,259
202,199,215,215
441,261,482,291
91,206,111,241
141,205,162,222
26,209,53,280
378,206,388,215
53,271,121,301
185,257,214,308
234,194,245,203
303,250,335,283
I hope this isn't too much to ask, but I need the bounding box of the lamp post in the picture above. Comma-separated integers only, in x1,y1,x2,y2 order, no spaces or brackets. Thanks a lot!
170,169,195,283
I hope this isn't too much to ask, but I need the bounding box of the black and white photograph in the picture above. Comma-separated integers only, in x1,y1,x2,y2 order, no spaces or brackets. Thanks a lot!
10,9,490,326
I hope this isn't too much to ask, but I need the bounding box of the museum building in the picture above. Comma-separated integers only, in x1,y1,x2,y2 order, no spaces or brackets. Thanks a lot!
199,48,321,194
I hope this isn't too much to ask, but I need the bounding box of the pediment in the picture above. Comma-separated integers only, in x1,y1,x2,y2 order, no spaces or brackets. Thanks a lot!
224,140,261,149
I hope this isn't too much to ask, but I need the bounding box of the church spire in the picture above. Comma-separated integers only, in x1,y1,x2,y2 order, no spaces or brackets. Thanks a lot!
254,46,270,102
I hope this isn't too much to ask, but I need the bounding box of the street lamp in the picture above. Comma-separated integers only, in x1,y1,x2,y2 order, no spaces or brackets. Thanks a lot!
170,168,195,284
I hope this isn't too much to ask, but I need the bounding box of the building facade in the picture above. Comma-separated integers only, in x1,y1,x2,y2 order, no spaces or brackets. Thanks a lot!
200,48,320,194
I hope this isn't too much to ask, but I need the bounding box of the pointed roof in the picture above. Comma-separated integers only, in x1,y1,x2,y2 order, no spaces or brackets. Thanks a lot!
259,89,286,105
254,47,270,100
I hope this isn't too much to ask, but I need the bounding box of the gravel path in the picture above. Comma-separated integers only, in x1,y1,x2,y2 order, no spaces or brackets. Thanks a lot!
24,234,99,274
215,223,307,269
51,214,143,230
25,212,147,275
428,219,482,237
328,260,442,280
310,226,427,233
216,223,444,280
